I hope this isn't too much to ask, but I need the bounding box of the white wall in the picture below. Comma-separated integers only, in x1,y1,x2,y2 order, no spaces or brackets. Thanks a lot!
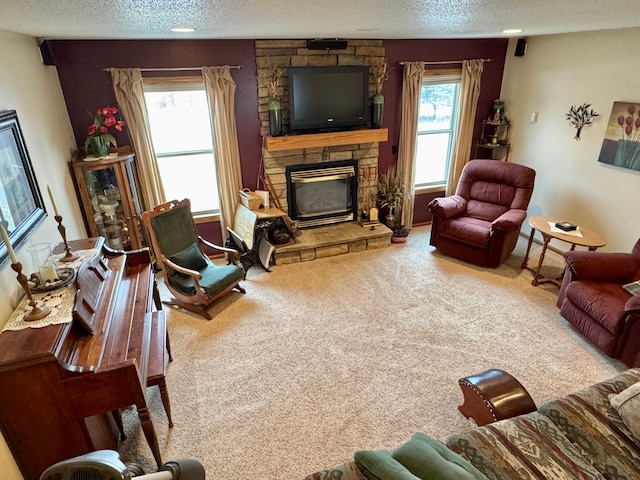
0,29,84,479
501,28,640,253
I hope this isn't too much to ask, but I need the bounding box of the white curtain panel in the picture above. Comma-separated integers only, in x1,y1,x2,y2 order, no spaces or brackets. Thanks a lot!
110,68,165,210
202,66,244,239
397,61,425,229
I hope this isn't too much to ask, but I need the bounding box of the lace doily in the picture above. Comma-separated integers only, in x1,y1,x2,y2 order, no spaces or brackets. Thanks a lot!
2,248,98,332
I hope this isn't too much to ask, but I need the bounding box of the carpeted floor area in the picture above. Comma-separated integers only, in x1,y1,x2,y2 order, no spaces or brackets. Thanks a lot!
119,225,624,478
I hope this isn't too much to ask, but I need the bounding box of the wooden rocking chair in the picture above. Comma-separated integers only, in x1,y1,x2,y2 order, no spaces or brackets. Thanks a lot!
142,198,245,320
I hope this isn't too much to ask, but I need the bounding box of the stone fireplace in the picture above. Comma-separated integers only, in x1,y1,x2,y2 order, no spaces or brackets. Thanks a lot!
254,40,391,263
256,39,385,223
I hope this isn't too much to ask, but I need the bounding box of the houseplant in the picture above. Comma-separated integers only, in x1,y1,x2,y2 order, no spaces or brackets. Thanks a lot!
84,106,125,157
391,224,410,243
377,164,410,240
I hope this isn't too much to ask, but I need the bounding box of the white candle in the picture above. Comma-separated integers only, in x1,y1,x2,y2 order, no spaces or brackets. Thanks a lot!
0,225,17,263
47,185,59,216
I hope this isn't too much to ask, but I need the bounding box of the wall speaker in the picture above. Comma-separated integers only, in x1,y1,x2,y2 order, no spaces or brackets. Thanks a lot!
514,38,527,57
39,40,56,65
307,39,348,50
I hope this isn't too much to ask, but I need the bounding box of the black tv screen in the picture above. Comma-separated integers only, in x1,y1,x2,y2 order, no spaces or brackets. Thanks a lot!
288,66,369,132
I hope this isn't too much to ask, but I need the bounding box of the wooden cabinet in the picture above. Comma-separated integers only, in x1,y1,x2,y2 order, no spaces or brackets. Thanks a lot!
71,146,144,250
474,121,511,161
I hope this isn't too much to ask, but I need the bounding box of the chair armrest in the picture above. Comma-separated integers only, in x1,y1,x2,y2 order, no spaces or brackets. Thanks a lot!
564,250,640,282
428,195,467,220
198,235,241,263
162,255,203,280
626,294,640,313
490,209,526,232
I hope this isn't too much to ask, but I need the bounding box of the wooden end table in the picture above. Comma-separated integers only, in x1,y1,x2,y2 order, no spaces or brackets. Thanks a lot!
521,216,606,287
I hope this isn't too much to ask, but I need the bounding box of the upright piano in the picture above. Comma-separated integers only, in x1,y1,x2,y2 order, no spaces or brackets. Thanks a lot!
0,238,168,480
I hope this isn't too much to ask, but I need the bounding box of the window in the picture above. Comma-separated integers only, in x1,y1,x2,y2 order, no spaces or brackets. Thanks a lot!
144,79,219,216
414,73,461,189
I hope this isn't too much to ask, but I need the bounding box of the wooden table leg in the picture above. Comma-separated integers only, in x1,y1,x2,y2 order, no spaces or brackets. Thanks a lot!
137,405,163,468
521,226,536,270
531,234,551,286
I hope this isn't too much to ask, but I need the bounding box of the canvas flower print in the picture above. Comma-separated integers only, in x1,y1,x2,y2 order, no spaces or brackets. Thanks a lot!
598,101,640,171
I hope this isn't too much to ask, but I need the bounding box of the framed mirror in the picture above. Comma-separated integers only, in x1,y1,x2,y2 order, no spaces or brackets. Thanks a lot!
0,110,47,269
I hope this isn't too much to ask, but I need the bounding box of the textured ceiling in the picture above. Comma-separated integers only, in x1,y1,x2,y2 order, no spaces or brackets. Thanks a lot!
0,0,639,40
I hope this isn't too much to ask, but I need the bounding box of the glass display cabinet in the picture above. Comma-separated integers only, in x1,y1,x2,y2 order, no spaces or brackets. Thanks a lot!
70,146,144,250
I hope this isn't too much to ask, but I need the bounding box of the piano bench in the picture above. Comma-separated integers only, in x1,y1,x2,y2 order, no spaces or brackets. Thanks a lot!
148,310,173,427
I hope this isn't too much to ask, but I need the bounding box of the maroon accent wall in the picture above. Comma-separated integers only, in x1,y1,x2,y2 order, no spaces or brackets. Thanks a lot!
49,37,507,234
382,39,508,224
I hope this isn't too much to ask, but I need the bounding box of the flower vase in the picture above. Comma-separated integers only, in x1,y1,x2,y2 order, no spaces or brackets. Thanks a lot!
268,97,282,137
88,136,110,157
372,92,384,128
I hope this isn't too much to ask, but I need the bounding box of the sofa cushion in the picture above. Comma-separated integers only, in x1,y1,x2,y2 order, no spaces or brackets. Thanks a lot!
564,280,629,335
538,368,640,478
609,380,640,443
446,411,608,480
355,432,486,480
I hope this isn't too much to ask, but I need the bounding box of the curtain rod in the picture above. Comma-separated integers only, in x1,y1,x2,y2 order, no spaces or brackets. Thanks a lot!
399,58,491,65
102,65,241,72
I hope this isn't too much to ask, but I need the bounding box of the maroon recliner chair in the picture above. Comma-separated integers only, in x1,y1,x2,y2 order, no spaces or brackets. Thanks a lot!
428,159,536,268
557,238,640,367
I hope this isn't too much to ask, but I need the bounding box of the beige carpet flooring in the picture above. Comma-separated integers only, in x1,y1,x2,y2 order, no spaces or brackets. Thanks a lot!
119,225,625,478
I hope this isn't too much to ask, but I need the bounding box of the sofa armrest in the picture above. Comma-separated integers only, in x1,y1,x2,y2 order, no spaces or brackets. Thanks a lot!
490,209,527,232
564,250,640,282
428,195,467,220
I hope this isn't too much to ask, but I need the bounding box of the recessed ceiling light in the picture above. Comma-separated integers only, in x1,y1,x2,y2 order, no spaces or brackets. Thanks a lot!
503,28,523,34
171,26,196,33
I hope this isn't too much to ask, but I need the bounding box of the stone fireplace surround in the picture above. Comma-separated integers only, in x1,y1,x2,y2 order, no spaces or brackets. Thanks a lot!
256,39,385,223
255,39,392,262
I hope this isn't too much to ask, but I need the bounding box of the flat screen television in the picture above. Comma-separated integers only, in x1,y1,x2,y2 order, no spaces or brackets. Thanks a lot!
288,66,369,132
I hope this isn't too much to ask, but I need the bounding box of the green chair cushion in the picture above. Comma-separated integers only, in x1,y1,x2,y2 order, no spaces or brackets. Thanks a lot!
354,432,487,480
169,263,243,298
169,242,208,271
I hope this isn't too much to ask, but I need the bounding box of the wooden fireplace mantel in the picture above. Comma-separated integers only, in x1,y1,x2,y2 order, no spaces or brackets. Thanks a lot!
265,128,388,152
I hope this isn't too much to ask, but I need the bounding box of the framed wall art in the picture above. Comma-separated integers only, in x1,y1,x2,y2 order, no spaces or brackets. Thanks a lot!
598,101,640,171
0,110,47,268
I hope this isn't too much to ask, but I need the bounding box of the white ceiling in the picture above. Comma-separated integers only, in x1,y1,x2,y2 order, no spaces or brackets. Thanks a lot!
1,0,640,40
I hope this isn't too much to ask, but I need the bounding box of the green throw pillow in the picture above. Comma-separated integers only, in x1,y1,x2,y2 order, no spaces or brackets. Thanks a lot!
393,433,486,480
354,450,420,480
169,242,208,271
354,432,487,480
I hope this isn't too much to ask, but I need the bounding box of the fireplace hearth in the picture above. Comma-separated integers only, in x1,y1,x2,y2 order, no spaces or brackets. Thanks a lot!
285,160,358,228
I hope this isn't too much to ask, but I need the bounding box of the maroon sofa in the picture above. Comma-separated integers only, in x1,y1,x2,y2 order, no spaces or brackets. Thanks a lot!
557,238,640,367
428,159,536,268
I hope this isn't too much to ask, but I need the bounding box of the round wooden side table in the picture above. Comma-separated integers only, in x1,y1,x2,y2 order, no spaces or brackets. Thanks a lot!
521,216,606,287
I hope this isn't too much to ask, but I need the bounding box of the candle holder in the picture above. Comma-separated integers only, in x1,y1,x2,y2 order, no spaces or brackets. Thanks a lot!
54,214,78,262
11,261,51,322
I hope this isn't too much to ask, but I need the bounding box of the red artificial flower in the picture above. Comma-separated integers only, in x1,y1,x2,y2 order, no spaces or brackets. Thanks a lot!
84,105,126,154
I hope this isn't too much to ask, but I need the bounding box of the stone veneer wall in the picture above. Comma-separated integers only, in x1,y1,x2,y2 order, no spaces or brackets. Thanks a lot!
255,39,385,217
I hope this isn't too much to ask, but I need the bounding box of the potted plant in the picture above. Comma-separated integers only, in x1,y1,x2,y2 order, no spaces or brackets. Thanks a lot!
391,224,410,243
84,106,125,158
377,164,411,240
